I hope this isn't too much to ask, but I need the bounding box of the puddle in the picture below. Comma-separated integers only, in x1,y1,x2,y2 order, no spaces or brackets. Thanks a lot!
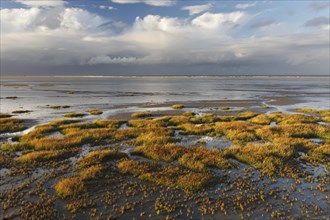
176,133,232,149
309,138,323,144
68,144,92,166
45,131,64,139
198,136,232,149
119,123,129,130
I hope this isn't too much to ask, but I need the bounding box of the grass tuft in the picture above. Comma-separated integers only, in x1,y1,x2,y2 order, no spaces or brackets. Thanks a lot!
172,104,185,109
64,112,86,118
131,111,152,118
77,149,127,168
54,177,86,198
87,109,103,115
0,117,26,134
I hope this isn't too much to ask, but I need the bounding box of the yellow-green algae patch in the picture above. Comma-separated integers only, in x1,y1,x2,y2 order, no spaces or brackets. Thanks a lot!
118,159,215,191
0,117,26,134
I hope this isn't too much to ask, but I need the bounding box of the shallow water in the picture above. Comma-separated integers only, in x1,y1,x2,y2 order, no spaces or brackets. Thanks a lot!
1,76,329,124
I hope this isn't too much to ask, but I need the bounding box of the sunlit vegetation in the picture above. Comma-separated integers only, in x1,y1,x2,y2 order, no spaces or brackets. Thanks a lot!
1,108,330,219
118,159,215,191
268,112,319,124
77,149,127,168
86,109,103,115
54,177,86,198
236,111,259,120
167,116,189,126
249,114,272,125
293,108,330,122
0,117,26,134
172,104,185,109
49,105,71,109
128,118,164,128
80,164,106,180
131,111,152,118
133,143,186,162
113,127,141,141
64,112,86,118
179,123,213,135
1,142,31,151
255,124,329,141
134,129,174,145
189,113,215,124
301,143,330,164
92,119,123,128
1,119,130,152
179,147,235,171
183,111,195,117
49,105,61,109
117,159,155,177
16,149,78,164
214,115,236,122
227,142,300,177
214,121,260,143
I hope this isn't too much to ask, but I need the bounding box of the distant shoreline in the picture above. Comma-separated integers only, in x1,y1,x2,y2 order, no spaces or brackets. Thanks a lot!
1,75,329,79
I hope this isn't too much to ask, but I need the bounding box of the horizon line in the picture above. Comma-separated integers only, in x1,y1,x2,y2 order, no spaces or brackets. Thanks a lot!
1,74,329,79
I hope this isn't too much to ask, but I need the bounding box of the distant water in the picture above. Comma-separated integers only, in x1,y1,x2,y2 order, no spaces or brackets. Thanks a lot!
1,76,329,122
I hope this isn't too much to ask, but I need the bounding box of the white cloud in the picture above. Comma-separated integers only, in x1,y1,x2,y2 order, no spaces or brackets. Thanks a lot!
99,5,116,10
1,8,41,32
16,0,65,7
60,8,105,31
236,2,256,9
1,6,106,33
191,12,246,29
181,3,212,16
111,0,174,6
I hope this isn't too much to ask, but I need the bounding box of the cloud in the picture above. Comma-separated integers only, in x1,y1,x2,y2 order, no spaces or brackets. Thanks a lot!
191,12,246,29
15,0,65,7
1,8,41,32
1,6,106,32
99,5,116,10
236,2,256,9
87,56,138,65
111,0,174,6
304,16,329,27
309,2,330,11
249,19,275,29
1,5,329,75
181,3,212,16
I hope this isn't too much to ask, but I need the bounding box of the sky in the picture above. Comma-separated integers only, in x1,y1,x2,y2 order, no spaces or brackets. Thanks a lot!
0,0,329,76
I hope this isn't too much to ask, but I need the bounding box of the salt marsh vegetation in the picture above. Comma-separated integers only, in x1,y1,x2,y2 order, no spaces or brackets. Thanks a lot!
0,109,329,219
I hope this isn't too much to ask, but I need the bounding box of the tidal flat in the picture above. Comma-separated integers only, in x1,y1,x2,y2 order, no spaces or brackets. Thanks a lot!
0,76,329,219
